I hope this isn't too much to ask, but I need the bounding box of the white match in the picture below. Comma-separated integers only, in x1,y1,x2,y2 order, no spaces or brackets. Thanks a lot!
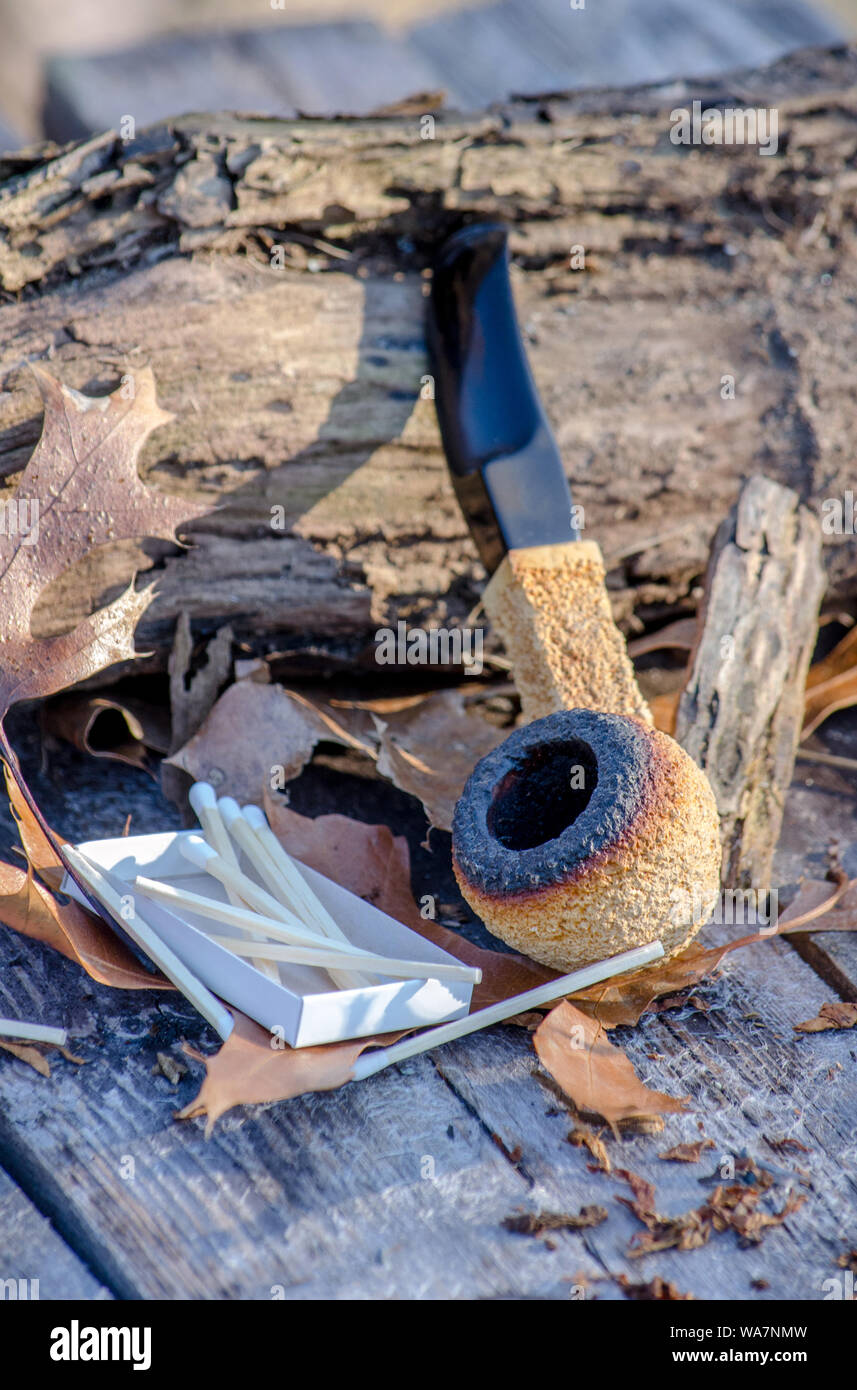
206,934,481,983
189,783,279,981
63,845,233,1040
136,873,397,958
220,799,371,989
350,939,665,1082
133,876,481,982
0,1019,68,1047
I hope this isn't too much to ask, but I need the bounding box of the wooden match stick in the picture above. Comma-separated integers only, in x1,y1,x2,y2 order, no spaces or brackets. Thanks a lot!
136,871,392,958
206,934,481,983
241,805,357,947
351,940,665,1081
189,783,279,981
134,877,481,982
63,846,233,1040
0,1019,68,1046
217,798,370,990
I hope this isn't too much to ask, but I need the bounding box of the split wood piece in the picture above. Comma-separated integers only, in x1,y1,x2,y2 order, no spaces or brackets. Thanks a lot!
134,876,481,984
189,783,278,981
63,846,234,1040
483,541,651,724
0,1019,68,1046
352,940,664,1081
217,798,371,990
675,475,825,890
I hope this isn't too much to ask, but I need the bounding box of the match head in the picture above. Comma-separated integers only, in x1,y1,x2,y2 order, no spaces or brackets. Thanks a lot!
241,804,268,832
179,834,218,870
216,796,242,828
188,782,217,818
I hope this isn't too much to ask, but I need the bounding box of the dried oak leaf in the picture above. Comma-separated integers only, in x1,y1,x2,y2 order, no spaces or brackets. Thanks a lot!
659,1140,715,1163
0,367,205,724
165,679,375,805
0,849,171,991
177,1010,394,1134
168,681,504,830
795,1001,857,1033
533,1001,688,1131
0,366,206,872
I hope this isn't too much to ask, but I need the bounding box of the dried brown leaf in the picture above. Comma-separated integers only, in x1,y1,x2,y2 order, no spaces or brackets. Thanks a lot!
177,1010,390,1134
533,1001,688,1130
567,1126,612,1173
0,368,205,717
165,680,375,805
616,1274,695,1300
0,857,172,991
373,689,504,830
503,1206,607,1236
0,1040,52,1076
570,941,732,1028
659,1140,715,1163
795,1001,857,1033
42,694,167,777
803,626,857,736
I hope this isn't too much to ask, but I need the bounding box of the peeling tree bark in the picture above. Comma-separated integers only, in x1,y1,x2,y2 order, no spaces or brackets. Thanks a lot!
0,45,855,671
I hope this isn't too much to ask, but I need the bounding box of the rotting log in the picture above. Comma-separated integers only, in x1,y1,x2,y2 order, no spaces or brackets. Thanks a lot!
1,45,856,673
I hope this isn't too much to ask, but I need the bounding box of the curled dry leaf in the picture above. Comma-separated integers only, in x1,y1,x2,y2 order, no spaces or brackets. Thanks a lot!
42,694,169,777
616,1274,695,1301
502,1206,607,1236
802,625,857,738
533,1001,688,1131
0,857,172,991
794,1001,857,1033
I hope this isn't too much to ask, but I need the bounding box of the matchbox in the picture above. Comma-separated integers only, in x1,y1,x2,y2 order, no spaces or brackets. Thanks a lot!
61,830,474,1047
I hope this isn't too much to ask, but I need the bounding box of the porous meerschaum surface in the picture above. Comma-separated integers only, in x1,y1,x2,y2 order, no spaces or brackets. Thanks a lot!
452,709,721,972
482,541,652,725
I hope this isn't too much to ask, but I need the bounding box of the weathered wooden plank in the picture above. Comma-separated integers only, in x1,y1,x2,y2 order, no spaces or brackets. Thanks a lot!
2,700,856,1298
0,924,611,1300
0,1164,111,1300
434,923,857,1300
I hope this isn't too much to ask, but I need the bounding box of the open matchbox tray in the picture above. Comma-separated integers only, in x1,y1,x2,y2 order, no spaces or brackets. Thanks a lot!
60,831,474,1048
